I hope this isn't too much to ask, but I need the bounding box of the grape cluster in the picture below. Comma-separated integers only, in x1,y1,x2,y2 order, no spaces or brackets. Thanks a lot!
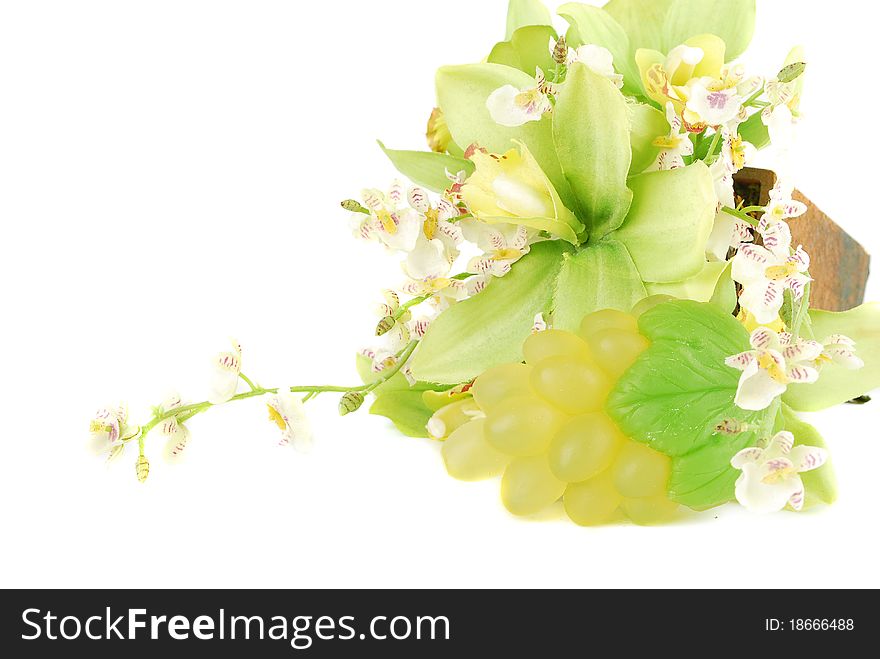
440,309,678,526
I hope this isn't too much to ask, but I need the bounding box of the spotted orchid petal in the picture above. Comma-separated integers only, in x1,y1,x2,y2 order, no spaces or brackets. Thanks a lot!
821,335,864,370
265,391,312,452
207,340,242,404
734,462,803,514
730,446,764,469
486,84,551,128
733,356,788,411
686,83,742,127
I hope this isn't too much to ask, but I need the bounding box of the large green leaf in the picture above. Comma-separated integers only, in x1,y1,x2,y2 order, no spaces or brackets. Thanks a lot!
552,63,633,237
604,0,674,53
784,303,880,411
377,141,474,194
435,63,574,210
607,300,776,509
369,389,435,438
610,162,715,283
505,0,553,40
557,2,641,94
780,404,838,508
488,25,557,76
410,241,570,384
628,103,667,175
552,239,647,331
663,0,756,61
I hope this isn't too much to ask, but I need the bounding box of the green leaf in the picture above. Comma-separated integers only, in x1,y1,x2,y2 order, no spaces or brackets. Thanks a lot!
778,61,806,84
506,0,553,40
610,162,715,283
604,0,675,53
628,103,668,175
368,389,435,438
784,303,880,411
645,261,730,303
607,299,776,509
488,25,557,76
737,111,770,150
557,2,641,94
435,63,574,210
552,239,647,331
663,0,756,61
410,241,570,384
377,141,474,194
780,404,837,507
552,63,633,237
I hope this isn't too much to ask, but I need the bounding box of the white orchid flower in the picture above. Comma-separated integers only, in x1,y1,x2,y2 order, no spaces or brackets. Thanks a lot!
732,222,811,325
648,102,695,172
686,81,743,127
159,393,189,463
89,404,134,455
818,335,864,370
762,181,807,226
566,45,624,88
725,328,822,411
731,431,827,513
265,391,312,452
486,67,554,127
405,187,462,272
461,221,532,278
354,181,421,253
208,340,242,404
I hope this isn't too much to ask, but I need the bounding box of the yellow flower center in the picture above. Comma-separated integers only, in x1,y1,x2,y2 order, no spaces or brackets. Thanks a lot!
757,352,788,383
764,262,798,280
375,210,397,235
492,248,522,261
267,404,287,431
730,135,747,170
762,465,796,484
425,277,451,292
423,208,439,240
514,88,544,112
89,420,110,433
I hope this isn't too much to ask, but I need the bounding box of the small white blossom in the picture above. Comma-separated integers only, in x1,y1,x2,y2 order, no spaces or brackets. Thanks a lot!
207,340,242,404
686,82,743,127
818,335,864,370
354,181,421,252
266,391,312,452
486,67,554,127
566,45,624,88
648,102,694,172
706,151,753,261
731,431,827,513
159,393,189,463
725,328,822,410
461,221,532,277
732,222,811,325
89,404,134,455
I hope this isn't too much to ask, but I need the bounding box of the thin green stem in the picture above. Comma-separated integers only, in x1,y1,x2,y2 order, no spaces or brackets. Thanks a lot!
239,372,259,392
743,85,765,108
721,205,760,227
703,129,723,162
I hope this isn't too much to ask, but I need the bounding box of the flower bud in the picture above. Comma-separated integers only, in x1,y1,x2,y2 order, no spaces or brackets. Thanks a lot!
341,199,369,213
552,35,567,65
338,391,365,416
375,315,396,336
135,455,150,483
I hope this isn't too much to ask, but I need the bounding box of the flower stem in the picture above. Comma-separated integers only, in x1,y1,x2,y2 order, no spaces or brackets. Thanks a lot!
722,205,760,226
131,340,420,446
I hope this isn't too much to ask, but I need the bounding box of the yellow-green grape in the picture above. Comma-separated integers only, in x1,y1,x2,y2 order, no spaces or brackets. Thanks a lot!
442,419,510,481
472,363,533,415
523,329,591,364
622,496,679,526
530,356,610,415
501,455,567,516
426,398,480,440
578,308,638,341
610,441,671,498
484,395,564,456
586,329,649,380
547,413,624,482
563,472,622,526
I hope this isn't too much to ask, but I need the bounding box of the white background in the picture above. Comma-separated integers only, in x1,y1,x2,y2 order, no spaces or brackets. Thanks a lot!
1,0,878,589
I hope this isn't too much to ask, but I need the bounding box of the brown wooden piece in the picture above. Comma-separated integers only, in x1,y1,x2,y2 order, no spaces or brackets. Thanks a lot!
733,167,871,312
